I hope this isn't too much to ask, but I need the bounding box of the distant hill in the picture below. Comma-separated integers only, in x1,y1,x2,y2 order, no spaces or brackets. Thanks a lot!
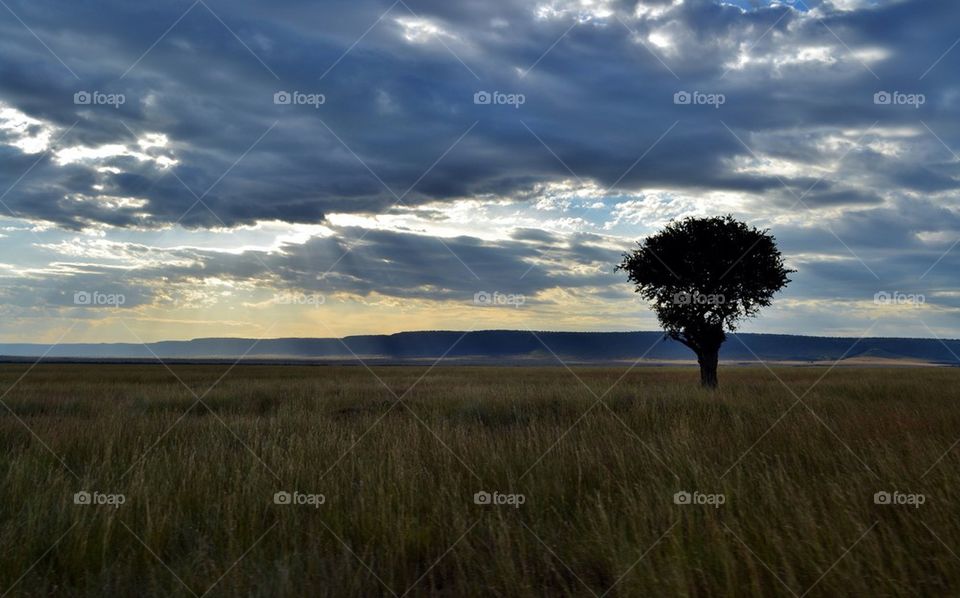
0,330,958,364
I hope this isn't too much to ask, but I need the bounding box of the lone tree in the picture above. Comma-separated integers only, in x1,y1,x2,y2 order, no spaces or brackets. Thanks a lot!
617,215,793,388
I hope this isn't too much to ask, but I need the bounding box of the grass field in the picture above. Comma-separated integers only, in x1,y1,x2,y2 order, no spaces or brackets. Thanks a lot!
1,363,959,597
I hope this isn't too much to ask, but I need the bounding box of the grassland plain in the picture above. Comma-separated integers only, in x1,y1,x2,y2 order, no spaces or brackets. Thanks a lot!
0,363,959,597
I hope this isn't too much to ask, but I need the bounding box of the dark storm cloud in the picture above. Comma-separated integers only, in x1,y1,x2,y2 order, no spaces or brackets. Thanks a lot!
202,226,620,300
0,226,623,316
511,227,564,244
1,0,960,333
1,0,958,230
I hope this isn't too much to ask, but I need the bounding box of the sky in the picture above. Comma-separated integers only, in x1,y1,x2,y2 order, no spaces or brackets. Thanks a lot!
0,0,958,343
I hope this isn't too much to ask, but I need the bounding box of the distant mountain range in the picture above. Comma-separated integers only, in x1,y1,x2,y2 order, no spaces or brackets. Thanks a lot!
0,331,958,364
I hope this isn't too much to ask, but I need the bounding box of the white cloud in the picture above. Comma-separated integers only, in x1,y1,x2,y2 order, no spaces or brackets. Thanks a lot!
0,103,56,154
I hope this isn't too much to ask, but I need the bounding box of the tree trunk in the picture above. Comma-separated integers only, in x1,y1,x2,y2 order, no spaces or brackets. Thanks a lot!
697,348,719,389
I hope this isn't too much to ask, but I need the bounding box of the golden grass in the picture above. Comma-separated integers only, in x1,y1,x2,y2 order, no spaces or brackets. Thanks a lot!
0,364,958,597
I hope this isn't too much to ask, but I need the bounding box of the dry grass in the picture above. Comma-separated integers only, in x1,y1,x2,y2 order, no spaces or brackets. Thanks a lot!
1,364,959,596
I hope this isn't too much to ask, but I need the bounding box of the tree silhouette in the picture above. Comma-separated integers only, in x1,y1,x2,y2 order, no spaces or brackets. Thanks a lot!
617,215,793,388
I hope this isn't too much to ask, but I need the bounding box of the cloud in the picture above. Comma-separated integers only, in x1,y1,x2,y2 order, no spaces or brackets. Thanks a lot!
0,0,958,339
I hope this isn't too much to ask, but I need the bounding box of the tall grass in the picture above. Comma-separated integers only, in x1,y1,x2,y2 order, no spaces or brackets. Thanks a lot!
0,364,958,596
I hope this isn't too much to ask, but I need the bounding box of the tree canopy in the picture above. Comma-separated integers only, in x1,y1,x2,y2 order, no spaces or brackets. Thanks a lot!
617,215,794,387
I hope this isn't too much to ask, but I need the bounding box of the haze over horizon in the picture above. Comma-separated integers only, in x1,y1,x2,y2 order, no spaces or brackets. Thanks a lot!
2,0,959,344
